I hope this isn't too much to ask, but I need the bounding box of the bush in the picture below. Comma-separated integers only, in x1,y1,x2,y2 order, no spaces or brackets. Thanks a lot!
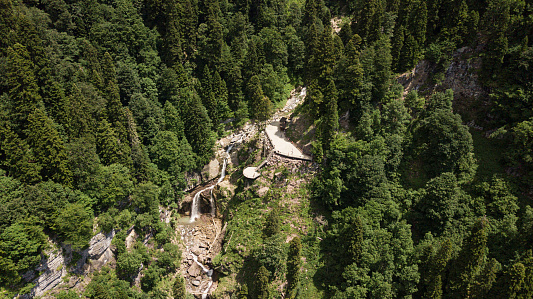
98,212,114,233
254,234,287,279
141,265,165,292
116,251,142,281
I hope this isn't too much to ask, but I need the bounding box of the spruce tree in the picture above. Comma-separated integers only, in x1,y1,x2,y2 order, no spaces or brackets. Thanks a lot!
371,36,393,100
82,40,102,82
287,237,302,298
338,34,364,114
352,0,385,44
447,218,488,298
470,258,501,299
96,119,125,166
26,108,72,185
321,77,338,151
256,95,272,121
164,101,185,139
0,121,41,183
412,1,428,49
5,43,43,134
0,0,17,53
257,265,270,299
247,75,271,120
306,79,324,120
347,215,363,264
67,84,91,138
264,207,281,237
399,33,417,71
213,71,231,121
422,239,453,299
493,262,525,299
391,25,405,72
181,90,214,164
201,65,219,124
173,275,187,298
162,0,184,67
518,250,533,298
45,82,69,127
238,284,249,299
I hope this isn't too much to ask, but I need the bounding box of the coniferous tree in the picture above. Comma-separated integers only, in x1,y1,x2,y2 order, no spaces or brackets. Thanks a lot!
181,90,214,164
4,43,43,134
99,53,131,169
164,101,185,139
399,34,417,71
257,265,270,299
391,25,405,72
162,0,184,67
470,258,501,299
201,65,219,124
338,34,364,114
247,75,271,120
173,275,187,298
0,121,41,183
287,237,301,298
0,0,17,53
412,1,428,50
96,119,125,166
44,82,69,126
303,22,321,84
368,35,393,100
492,262,525,299
101,53,127,141
320,77,338,151
420,239,453,299
347,215,363,264
238,284,248,299
26,108,72,186
352,0,385,44
264,207,281,238
518,250,533,298
199,0,224,69
447,218,488,298
67,84,91,138
212,71,231,121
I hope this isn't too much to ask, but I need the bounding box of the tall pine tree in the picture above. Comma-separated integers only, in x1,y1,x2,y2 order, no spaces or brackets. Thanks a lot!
5,43,43,134
26,109,72,185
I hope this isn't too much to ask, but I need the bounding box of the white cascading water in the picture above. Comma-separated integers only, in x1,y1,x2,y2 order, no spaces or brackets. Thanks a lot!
190,140,239,223
184,137,241,298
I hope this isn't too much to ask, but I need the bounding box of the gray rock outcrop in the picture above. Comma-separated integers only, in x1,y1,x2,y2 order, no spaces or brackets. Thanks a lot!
88,230,115,259
24,244,67,298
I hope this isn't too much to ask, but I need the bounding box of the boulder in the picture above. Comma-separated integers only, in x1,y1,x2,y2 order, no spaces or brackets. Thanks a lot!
188,263,203,277
257,187,270,198
203,158,220,181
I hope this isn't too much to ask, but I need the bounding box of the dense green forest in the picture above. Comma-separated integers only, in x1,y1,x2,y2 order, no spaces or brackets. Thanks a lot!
0,0,533,297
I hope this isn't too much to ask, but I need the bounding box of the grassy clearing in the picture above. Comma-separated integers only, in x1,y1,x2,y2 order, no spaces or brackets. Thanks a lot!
213,160,325,298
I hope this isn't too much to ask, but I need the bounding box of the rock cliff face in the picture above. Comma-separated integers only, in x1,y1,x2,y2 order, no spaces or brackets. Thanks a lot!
398,46,487,100
24,246,67,298
86,230,116,272
23,230,117,298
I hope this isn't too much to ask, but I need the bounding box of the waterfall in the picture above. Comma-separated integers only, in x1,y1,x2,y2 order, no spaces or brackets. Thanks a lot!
190,138,240,223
